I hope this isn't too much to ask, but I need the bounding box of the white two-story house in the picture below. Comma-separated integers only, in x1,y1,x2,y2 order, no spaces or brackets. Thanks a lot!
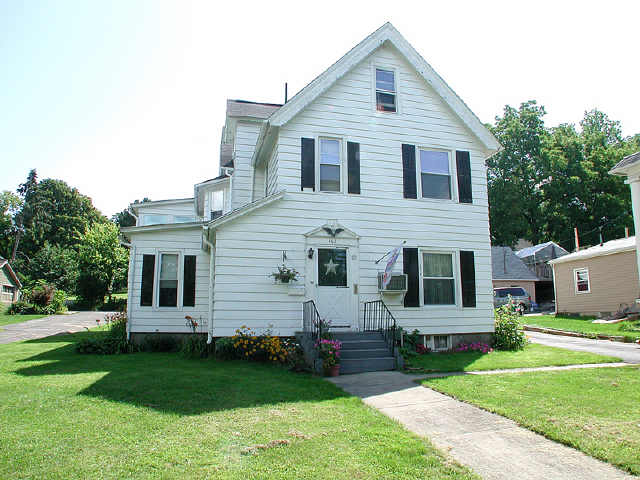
121,23,501,354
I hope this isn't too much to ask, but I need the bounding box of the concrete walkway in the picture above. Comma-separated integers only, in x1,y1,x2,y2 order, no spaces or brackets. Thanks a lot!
528,330,640,364
329,371,634,480
0,312,115,344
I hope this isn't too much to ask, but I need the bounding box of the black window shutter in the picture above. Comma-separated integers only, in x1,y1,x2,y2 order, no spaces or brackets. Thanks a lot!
301,138,315,191
402,144,417,199
140,254,155,307
183,255,197,307
403,247,420,307
460,251,476,307
347,141,360,194
456,151,472,204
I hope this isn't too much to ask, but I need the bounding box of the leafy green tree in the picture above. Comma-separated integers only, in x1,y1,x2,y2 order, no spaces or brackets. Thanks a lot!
111,198,150,228
77,222,128,307
13,243,79,294
0,191,22,259
487,101,549,246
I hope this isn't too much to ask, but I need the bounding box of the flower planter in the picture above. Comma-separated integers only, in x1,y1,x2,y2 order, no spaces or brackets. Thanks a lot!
324,364,340,377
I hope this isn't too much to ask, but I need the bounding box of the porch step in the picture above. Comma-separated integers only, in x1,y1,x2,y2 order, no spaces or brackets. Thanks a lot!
340,357,395,375
332,331,386,341
340,340,388,350
340,348,392,359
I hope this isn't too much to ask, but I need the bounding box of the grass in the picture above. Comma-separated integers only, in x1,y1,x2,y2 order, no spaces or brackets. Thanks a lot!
0,331,477,480
404,343,620,373
526,314,640,341
0,313,46,328
422,367,640,475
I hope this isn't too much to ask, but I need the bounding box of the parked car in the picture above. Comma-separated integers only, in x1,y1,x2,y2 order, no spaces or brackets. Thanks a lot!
493,287,532,312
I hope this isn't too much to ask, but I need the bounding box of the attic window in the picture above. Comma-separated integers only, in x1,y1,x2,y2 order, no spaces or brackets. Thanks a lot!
375,68,396,112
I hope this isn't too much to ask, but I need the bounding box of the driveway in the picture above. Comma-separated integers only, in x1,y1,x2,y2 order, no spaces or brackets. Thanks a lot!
528,330,640,364
0,312,115,344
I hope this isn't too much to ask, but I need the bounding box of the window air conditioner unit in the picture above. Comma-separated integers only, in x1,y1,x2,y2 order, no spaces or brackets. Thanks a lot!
377,272,408,293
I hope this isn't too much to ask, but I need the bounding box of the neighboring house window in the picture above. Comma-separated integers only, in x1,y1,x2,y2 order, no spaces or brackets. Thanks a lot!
375,68,396,112
2,285,14,294
574,268,590,294
319,138,341,192
423,252,455,305
158,253,179,307
420,149,451,200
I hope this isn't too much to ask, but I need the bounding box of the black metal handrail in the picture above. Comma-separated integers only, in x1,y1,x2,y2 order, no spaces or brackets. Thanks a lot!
363,300,397,356
303,300,323,341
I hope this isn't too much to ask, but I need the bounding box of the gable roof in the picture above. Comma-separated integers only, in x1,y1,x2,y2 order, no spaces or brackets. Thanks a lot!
610,151,640,176
491,246,539,281
516,241,569,261
0,257,22,289
226,99,281,119
549,236,636,265
267,22,500,153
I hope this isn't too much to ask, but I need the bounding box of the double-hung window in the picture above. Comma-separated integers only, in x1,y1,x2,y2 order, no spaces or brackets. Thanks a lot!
420,149,451,200
158,253,179,307
574,268,590,294
319,138,341,192
375,68,396,112
423,252,456,305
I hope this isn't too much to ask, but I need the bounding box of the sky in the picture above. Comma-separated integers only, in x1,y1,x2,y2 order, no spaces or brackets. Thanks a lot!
1,0,639,217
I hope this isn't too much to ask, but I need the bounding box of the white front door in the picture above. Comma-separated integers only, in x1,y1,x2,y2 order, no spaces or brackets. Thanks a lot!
315,247,356,330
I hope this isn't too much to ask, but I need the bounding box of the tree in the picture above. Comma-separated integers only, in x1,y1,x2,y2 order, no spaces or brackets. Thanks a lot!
487,101,549,246
77,222,128,307
14,243,79,293
111,198,150,228
0,191,22,259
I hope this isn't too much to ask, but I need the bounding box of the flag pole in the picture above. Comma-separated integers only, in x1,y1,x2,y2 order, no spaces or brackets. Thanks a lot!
375,240,407,264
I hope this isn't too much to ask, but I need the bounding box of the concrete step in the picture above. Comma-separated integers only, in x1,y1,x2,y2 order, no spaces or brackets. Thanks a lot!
332,331,385,341
340,340,389,350
340,357,396,374
340,348,392,359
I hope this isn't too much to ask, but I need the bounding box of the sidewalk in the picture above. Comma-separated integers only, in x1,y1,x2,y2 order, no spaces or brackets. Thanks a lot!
328,371,633,480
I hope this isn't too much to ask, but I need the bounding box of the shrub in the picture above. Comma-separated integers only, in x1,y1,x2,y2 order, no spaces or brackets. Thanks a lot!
100,297,127,312
180,335,210,359
29,283,55,308
315,339,342,368
141,335,180,353
454,342,493,354
7,301,35,315
75,312,135,355
215,336,239,360
493,305,528,350
231,326,293,364
18,281,67,315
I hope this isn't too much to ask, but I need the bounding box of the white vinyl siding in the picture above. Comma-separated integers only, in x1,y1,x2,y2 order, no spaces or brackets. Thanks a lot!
231,122,262,209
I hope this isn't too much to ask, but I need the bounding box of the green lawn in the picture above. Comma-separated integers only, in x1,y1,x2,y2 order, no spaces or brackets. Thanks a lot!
405,343,620,373
0,314,46,328
0,332,477,479
526,314,640,341
423,367,640,475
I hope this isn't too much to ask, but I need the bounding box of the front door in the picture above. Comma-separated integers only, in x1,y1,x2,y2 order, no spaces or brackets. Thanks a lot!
316,247,355,329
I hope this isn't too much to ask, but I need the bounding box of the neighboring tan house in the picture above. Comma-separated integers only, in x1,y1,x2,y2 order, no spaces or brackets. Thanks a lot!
610,151,640,290
0,257,21,305
516,241,568,303
121,23,501,371
491,246,539,302
549,236,638,316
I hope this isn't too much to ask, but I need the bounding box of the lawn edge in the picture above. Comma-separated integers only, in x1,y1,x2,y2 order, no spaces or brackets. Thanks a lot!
421,367,640,476
524,324,640,343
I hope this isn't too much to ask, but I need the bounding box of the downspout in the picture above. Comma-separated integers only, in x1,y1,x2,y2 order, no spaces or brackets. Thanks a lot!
202,227,216,344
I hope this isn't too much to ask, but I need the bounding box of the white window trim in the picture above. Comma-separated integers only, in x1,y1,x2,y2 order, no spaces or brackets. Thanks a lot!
154,251,184,311
372,64,399,114
419,249,461,308
431,335,451,352
316,136,345,194
573,267,591,294
416,147,457,202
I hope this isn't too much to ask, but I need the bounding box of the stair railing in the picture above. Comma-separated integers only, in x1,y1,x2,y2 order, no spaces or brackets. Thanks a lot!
303,299,323,341
363,300,396,356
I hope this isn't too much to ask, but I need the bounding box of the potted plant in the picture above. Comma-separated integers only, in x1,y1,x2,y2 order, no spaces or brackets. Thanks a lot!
316,339,342,376
269,264,299,284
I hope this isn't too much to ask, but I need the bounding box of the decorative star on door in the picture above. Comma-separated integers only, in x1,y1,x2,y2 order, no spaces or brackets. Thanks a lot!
318,248,347,287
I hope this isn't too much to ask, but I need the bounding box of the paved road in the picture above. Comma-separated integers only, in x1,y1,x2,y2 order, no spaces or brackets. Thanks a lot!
528,330,640,364
0,312,115,344
329,371,633,480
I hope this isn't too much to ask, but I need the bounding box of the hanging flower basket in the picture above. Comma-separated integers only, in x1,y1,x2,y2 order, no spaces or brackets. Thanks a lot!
270,264,299,284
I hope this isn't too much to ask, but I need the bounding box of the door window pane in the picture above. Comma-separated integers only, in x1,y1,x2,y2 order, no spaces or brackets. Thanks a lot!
420,150,451,199
318,248,347,287
423,253,455,305
159,254,178,307
319,139,341,192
